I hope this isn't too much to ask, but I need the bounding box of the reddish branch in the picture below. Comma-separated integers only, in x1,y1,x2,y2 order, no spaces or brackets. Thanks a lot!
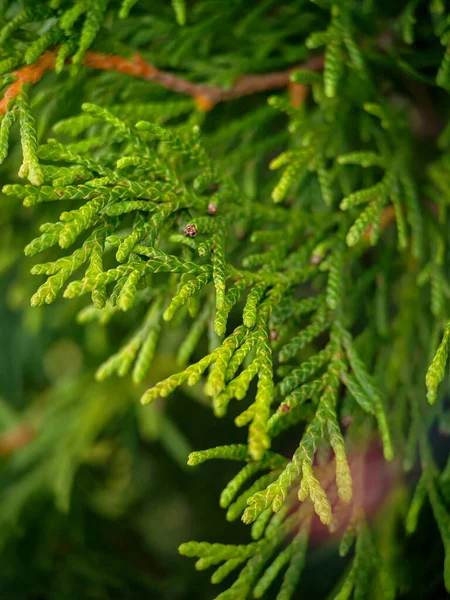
0,423,35,457
0,48,417,237
0,49,324,114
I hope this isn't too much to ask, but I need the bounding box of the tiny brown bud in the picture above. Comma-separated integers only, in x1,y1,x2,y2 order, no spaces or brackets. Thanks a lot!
183,224,198,238
270,329,279,341
279,403,290,414
207,202,217,215
310,254,322,265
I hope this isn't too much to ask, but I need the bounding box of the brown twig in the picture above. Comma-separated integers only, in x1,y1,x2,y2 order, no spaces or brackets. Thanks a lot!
0,48,432,248
0,49,324,115
0,423,35,457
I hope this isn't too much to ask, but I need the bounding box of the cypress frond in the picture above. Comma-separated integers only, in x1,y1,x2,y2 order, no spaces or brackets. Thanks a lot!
1,1,450,597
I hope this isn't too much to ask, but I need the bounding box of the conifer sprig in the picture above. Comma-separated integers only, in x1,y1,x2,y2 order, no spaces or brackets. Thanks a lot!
1,1,450,597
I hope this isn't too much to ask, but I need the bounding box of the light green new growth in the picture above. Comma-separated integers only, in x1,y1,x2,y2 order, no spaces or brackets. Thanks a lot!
426,322,450,404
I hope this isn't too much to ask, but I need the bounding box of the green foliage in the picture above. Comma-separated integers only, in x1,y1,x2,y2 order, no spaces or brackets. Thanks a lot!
1,0,450,598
